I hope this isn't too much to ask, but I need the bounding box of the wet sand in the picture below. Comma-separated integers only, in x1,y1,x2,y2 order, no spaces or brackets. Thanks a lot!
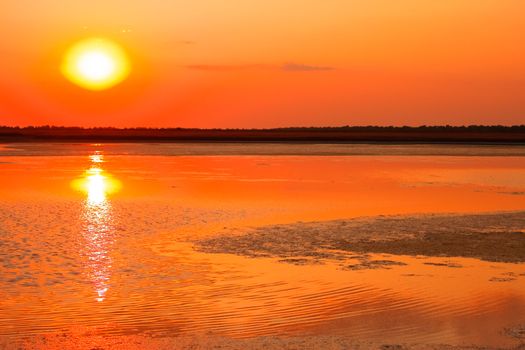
196,211,525,264
5,331,525,350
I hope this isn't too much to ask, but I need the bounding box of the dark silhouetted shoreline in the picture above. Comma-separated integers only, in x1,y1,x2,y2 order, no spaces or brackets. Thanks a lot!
1,125,525,143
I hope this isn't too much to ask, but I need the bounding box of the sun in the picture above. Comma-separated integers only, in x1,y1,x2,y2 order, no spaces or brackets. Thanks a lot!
61,38,131,91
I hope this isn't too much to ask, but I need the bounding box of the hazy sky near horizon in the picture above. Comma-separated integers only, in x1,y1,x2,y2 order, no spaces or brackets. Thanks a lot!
0,0,524,127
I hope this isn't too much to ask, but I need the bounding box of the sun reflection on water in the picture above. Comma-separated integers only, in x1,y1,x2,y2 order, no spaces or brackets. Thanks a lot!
72,151,121,302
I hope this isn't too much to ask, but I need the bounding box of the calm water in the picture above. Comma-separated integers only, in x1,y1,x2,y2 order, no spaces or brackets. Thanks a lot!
1,142,525,347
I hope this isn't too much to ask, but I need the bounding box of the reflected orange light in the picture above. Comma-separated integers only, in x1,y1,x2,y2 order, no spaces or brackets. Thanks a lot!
72,152,122,302
89,153,104,163
71,166,121,205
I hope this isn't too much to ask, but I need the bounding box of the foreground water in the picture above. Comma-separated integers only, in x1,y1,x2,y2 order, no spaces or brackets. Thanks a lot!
0,143,524,348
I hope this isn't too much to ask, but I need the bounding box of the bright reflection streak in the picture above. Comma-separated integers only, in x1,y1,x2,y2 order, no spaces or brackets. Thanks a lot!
85,167,112,205
72,158,121,206
72,152,121,302
90,153,104,163
84,196,112,302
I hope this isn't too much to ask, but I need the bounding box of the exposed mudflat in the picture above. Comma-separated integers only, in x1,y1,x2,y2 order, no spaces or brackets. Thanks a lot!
196,211,525,264
3,331,522,350
505,323,525,340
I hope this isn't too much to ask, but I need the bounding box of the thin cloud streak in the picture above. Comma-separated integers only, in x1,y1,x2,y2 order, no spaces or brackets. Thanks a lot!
186,63,336,72
281,63,335,72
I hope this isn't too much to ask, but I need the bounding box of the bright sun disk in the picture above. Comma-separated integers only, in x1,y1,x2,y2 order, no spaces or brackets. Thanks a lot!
61,38,131,91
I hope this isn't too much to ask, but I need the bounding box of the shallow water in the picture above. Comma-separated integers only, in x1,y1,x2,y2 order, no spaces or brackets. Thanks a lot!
0,143,524,348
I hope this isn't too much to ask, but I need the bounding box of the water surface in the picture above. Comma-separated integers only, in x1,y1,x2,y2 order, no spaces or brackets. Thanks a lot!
1,142,524,348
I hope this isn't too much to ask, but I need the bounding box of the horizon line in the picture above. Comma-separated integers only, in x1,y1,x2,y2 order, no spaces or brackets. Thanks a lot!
2,124,525,130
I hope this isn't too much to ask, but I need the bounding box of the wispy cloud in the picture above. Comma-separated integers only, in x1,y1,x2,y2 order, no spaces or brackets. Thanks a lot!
186,63,336,72
186,64,267,71
281,63,335,72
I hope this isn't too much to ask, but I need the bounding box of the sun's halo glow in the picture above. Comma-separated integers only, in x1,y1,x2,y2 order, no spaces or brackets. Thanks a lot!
61,38,131,91
71,167,122,205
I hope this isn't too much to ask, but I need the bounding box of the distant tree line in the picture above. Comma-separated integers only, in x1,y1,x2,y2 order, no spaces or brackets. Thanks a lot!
1,125,524,142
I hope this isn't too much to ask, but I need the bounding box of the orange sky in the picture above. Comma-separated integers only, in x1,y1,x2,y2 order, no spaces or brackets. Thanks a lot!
0,0,524,128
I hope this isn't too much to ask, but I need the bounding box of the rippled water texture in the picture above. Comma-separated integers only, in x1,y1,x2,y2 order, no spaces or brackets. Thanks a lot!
1,143,525,348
